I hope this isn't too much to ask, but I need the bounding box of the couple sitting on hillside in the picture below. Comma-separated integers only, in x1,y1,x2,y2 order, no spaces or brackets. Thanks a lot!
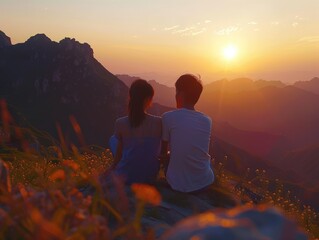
109,74,214,193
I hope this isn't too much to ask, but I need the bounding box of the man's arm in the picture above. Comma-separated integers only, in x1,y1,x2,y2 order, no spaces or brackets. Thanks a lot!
159,140,169,163
160,113,170,173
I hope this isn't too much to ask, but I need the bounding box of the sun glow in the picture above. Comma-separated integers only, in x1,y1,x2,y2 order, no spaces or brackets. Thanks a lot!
223,44,238,60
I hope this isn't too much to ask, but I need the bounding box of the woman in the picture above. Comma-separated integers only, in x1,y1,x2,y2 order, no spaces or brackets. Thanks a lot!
109,79,161,184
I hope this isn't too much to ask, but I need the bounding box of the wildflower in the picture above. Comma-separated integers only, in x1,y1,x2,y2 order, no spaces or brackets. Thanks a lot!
75,209,87,220
83,195,92,207
131,183,162,206
49,169,66,181
62,160,80,171
0,160,12,192
18,183,29,198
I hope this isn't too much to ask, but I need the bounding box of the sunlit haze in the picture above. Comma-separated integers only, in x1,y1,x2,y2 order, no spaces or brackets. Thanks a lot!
1,0,319,84
223,44,238,61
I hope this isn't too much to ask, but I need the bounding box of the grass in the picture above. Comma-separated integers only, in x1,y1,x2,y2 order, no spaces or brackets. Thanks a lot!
213,157,319,238
0,144,164,239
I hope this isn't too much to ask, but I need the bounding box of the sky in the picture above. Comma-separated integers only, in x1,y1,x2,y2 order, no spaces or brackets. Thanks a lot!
1,0,319,85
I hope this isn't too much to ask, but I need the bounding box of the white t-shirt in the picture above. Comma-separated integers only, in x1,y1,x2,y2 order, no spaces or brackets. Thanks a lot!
162,108,214,192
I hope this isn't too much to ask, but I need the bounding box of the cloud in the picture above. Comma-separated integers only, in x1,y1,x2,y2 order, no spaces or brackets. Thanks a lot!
164,22,209,37
295,15,304,21
292,16,304,28
292,22,299,27
297,36,319,43
271,21,279,25
173,27,206,37
215,26,239,35
173,27,195,34
248,21,258,25
205,20,212,24
191,28,207,36
164,25,180,31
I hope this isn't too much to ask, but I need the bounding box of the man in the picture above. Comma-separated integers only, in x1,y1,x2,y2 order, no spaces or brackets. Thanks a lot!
161,74,214,193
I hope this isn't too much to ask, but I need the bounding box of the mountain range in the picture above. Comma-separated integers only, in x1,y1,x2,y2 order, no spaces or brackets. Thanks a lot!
199,79,319,186
1,31,319,209
294,77,319,95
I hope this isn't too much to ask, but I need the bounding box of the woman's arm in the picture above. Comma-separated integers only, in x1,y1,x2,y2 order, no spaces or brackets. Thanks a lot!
113,139,123,168
111,119,123,169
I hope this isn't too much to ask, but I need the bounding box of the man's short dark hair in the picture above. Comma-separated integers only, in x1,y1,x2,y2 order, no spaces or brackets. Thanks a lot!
175,74,203,105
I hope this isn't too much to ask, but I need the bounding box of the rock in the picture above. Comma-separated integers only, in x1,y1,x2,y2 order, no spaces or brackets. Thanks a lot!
160,205,308,240
99,181,307,239
138,182,239,238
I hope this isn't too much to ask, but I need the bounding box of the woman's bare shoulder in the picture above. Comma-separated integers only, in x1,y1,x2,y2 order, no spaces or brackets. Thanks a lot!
147,114,162,123
116,116,129,127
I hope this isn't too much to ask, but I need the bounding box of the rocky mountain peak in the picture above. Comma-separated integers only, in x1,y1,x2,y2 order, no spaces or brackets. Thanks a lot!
59,37,93,57
0,31,12,48
25,33,52,46
0,32,127,146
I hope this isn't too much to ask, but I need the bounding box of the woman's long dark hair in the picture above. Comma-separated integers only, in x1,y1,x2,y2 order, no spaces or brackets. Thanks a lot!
128,79,154,128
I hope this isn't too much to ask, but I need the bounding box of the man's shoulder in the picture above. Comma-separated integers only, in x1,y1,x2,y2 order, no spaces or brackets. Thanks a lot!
196,111,212,123
163,109,212,122
162,109,179,119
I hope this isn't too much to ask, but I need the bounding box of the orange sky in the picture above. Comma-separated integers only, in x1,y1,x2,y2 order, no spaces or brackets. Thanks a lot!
1,0,319,85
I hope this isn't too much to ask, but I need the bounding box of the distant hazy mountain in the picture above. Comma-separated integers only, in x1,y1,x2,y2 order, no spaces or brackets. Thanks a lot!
115,74,138,86
213,121,288,160
204,78,286,93
280,144,319,185
198,85,319,151
210,136,300,182
117,74,176,107
197,81,319,190
294,77,319,95
0,32,128,146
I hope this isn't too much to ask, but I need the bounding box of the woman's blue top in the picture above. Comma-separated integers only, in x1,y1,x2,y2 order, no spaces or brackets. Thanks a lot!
109,135,161,184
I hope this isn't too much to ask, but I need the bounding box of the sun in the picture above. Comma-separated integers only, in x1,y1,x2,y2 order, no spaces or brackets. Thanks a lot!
223,44,238,60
